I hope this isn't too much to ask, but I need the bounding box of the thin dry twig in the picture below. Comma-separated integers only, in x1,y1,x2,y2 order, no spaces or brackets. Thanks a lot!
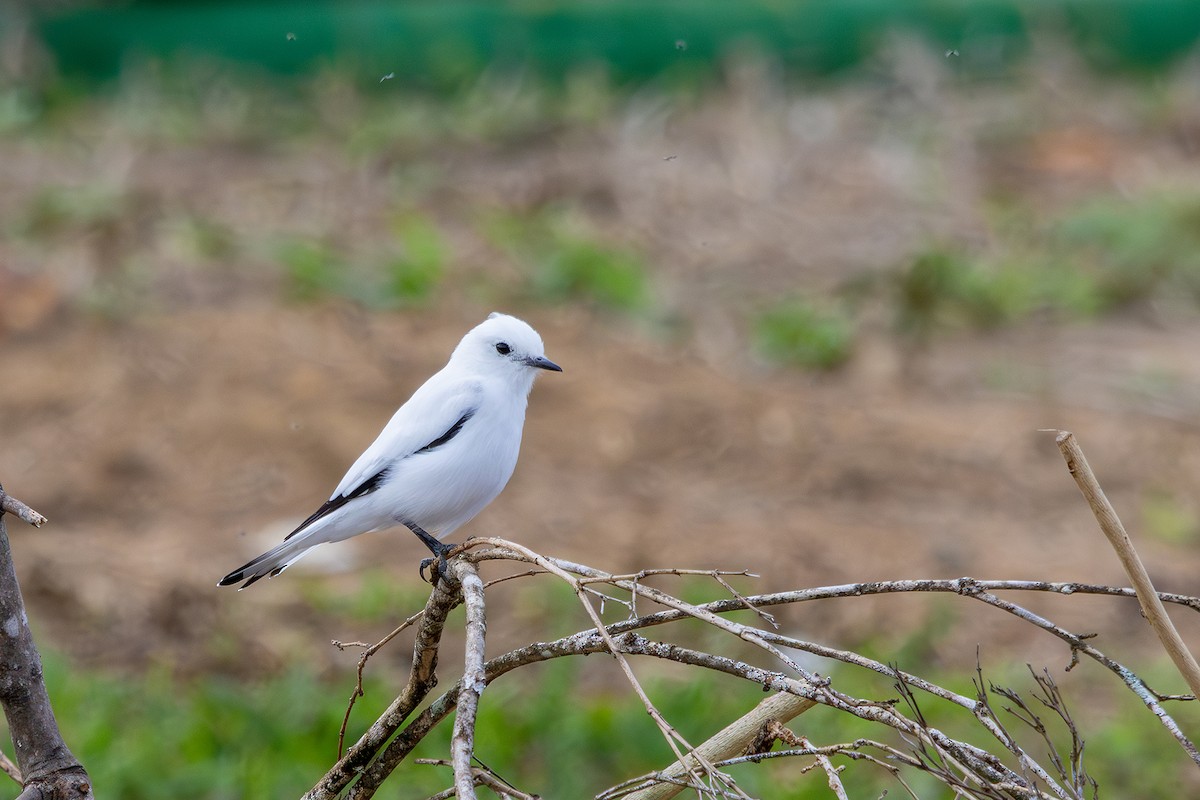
416,758,540,799
334,607,427,757
403,629,1059,799
958,581,1200,765
0,751,21,785
713,572,778,629
1054,430,1200,699
466,540,820,683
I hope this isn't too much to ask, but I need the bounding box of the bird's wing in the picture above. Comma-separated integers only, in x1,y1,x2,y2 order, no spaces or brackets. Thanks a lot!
281,377,484,541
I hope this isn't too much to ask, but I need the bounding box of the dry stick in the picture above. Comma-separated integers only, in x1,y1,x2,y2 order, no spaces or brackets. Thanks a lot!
450,559,487,800
0,491,47,529
525,563,1200,758
478,542,1133,785
491,550,1148,794
1054,431,1200,700
618,693,814,800
0,488,92,800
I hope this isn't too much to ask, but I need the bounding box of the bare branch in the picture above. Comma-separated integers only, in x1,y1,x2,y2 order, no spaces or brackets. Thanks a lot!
465,540,821,683
469,543,1200,767
451,559,487,800
0,490,47,529
0,488,91,800
1054,430,1200,699
370,626,1062,800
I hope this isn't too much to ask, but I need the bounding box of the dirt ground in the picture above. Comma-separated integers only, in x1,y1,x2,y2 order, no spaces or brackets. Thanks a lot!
3,52,1200,685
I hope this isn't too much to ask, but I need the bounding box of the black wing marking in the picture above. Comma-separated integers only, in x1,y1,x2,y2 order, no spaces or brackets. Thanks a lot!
279,408,474,544
415,410,475,454
283,466,391,542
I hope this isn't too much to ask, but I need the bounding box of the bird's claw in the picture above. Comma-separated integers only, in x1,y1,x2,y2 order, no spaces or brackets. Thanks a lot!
419,551,450,585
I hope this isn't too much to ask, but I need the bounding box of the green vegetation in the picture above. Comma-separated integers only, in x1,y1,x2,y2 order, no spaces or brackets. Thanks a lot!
383,215,447,306
1141,489,1200,545
13,183,132,241
753,190,1200,370
277,215,449,307
754,297,856,370
277,237,344,303
1053,193,1200,310
888,192,1200,342
486,210,652,313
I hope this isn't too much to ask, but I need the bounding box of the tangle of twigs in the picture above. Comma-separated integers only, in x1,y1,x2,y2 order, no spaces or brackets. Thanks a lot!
300,543,1199,800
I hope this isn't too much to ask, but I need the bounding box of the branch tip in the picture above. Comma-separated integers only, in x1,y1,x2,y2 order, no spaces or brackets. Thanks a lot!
0,491,48,528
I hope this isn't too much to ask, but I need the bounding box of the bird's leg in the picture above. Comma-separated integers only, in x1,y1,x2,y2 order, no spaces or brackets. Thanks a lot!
407,522,453,585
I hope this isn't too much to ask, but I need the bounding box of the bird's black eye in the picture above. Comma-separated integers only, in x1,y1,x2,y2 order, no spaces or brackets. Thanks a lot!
495,342,511,355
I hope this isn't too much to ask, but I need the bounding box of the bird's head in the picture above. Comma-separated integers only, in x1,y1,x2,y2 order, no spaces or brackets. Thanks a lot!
452,313,562,382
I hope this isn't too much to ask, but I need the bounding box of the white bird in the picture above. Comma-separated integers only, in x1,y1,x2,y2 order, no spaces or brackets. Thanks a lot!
219,313,561,589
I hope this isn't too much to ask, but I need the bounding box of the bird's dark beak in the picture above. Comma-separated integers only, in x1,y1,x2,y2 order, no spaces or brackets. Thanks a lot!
525,355,562,372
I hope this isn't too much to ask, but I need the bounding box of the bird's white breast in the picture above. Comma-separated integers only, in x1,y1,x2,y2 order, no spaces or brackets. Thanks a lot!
376,383,528,537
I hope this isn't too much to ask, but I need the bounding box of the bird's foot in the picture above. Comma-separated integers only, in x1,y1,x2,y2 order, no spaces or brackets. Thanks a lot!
418,546,452,586
408,522,454,586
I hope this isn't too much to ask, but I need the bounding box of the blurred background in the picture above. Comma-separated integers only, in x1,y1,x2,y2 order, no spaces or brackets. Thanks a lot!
4,1,1200,796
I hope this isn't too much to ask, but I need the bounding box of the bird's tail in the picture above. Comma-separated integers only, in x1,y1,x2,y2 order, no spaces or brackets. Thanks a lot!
218,536,316,590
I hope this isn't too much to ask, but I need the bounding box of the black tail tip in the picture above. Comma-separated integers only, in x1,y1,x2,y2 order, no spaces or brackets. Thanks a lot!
217,573,241,587
218,568,275,590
